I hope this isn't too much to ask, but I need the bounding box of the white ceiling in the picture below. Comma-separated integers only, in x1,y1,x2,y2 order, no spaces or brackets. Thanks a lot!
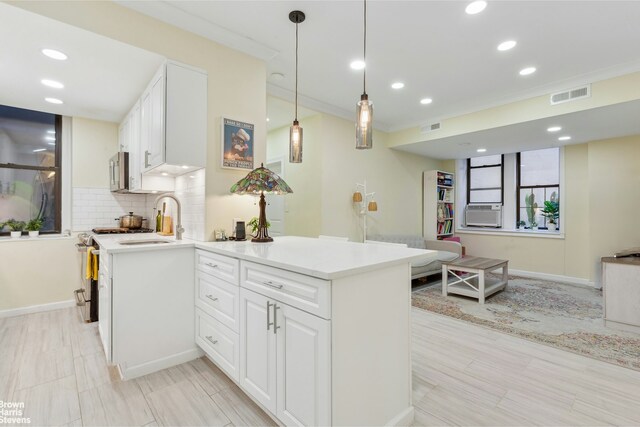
120,1,640,132
394,99,640,159
267,96,318,131
0,3,165,123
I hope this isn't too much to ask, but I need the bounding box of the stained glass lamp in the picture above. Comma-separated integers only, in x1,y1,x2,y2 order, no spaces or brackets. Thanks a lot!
230,163,293,242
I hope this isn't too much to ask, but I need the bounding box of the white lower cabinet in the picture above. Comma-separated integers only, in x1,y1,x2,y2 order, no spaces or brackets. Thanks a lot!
97,256,111,363
196,308,239,381
239,288,331,427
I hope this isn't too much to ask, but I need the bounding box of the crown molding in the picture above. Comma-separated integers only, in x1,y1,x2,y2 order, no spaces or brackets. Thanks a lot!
116,0,279,61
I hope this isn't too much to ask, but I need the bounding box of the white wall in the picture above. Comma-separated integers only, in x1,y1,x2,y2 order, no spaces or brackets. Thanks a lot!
267,107,442,242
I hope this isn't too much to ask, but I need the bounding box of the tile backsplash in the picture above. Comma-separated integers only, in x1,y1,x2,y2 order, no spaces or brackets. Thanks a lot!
72,169,205,240
174,169,206,241
72,188,151,231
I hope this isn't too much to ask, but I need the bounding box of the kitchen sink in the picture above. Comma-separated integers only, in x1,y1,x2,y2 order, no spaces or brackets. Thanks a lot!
119,239,173,246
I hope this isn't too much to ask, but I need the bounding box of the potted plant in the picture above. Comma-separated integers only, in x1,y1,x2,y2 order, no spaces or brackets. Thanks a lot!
517,220,526,230
525,193,538,230
25,217,44,237
541,200,559,232
247,216,270,237
4,219,26,238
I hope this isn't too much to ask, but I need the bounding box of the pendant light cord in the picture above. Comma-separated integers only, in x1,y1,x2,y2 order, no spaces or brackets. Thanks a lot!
363,0,367,95
295,21,299,121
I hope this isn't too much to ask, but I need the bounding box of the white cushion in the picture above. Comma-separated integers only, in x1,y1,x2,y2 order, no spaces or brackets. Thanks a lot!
411,250,458,268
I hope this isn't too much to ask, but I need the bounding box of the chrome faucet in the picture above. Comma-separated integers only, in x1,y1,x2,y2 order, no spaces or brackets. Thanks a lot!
154,194,185,240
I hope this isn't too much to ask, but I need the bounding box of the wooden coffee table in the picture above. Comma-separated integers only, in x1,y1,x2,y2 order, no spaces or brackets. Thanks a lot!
442,256,509,304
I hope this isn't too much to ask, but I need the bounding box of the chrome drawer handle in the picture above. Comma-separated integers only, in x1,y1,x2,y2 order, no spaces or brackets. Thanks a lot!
205,336,218,345
205,262,219,268
205,294,218,302
263,280,283,289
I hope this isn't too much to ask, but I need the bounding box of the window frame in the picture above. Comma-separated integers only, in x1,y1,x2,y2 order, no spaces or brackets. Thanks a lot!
0,112,62,236
466,154,504,205
515,151,560,230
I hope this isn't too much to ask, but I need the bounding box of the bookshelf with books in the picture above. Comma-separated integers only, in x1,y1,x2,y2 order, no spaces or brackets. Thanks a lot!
423,170,455,240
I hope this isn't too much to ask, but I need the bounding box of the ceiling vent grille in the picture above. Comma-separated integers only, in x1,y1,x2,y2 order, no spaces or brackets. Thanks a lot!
420,122,441,133
550,84,591,105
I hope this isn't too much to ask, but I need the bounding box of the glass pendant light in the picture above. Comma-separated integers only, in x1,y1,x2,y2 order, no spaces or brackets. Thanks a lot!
289,10,305,163
356,0,373,149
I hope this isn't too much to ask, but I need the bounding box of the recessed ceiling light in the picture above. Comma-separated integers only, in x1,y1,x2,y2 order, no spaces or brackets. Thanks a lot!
519,67,537,76
420,98,433,105
477,148,487,153
497,40,517,51
45,97,63,104
45,136,56,141
465,1,487,15
350,60,366,70
47,130,55,134
151,191,158,194
41,48,67,61
161,172,169,176
266,118,270,122
33,148,46,153
41,79,64,89
547,126,562,133
391,82,405,89
558,136,571,141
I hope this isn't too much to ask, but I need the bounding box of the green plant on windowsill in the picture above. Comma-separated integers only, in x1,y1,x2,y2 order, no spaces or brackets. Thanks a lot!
517,220,526,230
524,193,538,230
247,216,270,236
25,217,44,237
541,201,559,231
4,218,26,238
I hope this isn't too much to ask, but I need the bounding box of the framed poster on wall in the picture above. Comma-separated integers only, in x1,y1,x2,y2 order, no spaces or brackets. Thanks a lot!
221,117,254,170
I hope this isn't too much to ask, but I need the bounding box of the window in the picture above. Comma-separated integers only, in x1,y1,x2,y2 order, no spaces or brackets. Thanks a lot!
517,148,560,229
467,154,504,204
0,105,62,235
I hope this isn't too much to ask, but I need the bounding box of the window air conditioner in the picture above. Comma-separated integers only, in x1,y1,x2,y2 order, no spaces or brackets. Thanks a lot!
465,204,502,228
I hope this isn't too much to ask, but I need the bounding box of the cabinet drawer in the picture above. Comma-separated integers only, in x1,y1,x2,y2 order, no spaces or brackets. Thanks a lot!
241,261,331,319
196,271,239,332
196,308,239,381
196,250,239,285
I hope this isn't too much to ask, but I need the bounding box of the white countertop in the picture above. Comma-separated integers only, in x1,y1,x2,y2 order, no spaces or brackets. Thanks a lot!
196,236,436,280
93,233,196,253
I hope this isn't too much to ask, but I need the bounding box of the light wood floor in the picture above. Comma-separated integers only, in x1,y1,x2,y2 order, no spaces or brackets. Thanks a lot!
1,306,640,426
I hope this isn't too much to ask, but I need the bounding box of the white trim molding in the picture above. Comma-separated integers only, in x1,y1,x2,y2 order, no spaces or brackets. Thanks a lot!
509,268,595,288
0,299,76,318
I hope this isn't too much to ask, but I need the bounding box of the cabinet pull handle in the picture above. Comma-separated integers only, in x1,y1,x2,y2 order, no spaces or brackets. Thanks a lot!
263,280,283,289
273,304,280,334
205,262,218,268
266,301,274,330
205,336,218,345
144,150,150,168
205,294,218,302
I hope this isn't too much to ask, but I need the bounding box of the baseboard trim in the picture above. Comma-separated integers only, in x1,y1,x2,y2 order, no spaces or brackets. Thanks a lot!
0,299,76,318
120,347,203,380
386,406,414,426
509,269,595,288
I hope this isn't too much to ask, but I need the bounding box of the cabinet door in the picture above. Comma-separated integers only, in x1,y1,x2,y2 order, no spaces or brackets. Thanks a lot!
118,116,130,152
128,102,141,191
98,270,111,363
239,289,277,414
276,302,331,427
145,68,165,171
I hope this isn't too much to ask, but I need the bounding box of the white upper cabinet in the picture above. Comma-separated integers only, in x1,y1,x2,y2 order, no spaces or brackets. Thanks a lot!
119,60,207,193
142,61,207,174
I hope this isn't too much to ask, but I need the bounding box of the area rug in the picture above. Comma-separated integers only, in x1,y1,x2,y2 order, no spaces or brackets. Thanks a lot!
412,275,640,371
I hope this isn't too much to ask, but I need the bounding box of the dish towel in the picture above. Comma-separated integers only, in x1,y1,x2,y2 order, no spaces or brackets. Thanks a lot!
86,247,99,281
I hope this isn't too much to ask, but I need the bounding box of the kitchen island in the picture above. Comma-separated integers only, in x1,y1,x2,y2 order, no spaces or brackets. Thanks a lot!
195,236,435,426
95,234,435,426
